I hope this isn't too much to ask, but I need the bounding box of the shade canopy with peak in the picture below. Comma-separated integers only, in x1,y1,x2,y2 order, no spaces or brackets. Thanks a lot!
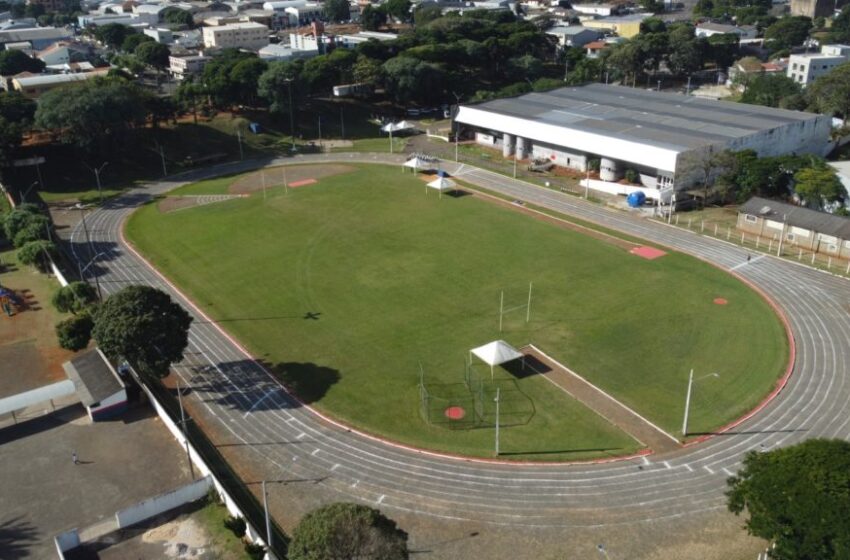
469,340,524,378
381,120,415,133
426,176,457,198
403,155,439,172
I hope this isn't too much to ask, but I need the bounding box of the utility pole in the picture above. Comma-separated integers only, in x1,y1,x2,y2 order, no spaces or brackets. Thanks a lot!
494,388,501,456
176,378,196,480
777,214,787,256
157,143,167,176
237,130,244,161
686,75,692,95
287,79,295,152
262,480,272,551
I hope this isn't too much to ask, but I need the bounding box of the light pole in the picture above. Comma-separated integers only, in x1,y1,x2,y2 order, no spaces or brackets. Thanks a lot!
285,77,296,152
21,180,38,203
176,377,196,480
75,203,94,256
682,370,719,437
494,387,501,456
80,251,105,301
85,162,108,204
236,130,244,161
262,480,272,551
776,213,787,256
584,167,590,199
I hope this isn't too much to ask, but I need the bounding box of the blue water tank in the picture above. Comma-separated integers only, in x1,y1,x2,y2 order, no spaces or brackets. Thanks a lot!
627,191,646,207
249,122,262,134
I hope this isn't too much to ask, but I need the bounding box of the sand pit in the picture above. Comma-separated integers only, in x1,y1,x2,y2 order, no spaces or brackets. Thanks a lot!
228,164,356,194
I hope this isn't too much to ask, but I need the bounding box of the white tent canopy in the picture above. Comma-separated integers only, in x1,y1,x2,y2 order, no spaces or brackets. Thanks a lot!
403,153,440,172
469,340,524,378
382,120,414,133
426,177,457,198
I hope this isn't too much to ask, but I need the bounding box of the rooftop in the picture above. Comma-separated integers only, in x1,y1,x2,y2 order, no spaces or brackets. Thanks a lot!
62,348,125,406
546,25,596,35
698,22,754,32
458,84,822,153
739,197,850,239
14,69,107,87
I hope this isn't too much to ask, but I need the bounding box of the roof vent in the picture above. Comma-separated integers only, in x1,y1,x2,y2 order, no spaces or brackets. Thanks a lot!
759,206,772,215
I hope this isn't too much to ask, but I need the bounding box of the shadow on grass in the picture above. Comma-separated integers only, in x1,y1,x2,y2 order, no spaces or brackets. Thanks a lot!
182,359,339,410
503,355,550,379
0,516,39,560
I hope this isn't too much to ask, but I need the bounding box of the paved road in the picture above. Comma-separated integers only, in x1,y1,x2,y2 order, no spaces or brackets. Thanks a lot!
66,152,850,528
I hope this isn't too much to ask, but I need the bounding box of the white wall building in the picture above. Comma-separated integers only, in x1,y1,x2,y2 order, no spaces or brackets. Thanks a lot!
572,3,616,15
144,27,175,43
545,25,601,49
202,21,268,49
169,54,208,78
787,44,850,86
335,30,397,48
455,84,832,200
283,2,323,26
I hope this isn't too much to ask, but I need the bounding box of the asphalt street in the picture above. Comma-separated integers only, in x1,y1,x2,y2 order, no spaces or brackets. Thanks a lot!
65,152,850,529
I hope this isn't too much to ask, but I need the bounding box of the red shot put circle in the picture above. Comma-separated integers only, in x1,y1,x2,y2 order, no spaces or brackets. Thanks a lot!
713,298,728,305
444,406,466,420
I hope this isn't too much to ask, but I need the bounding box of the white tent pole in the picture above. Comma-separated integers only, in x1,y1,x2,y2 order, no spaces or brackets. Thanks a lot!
499,290,504,332
526,281,533,323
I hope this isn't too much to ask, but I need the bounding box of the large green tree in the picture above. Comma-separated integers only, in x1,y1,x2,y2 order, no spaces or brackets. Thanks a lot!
52,282,99,315
56,314,94,351
764,16,812,51
808,62,850,122
323,0,350,22
739,73,800,107
727,439,850,560
794,164,845,207
134,41,171,70
35,76,152,154
289,503,408,560
94,23,134,49
0,49,45,75
92,285,192,379
381,56,445,105
360,5,387,31
161,6,194,27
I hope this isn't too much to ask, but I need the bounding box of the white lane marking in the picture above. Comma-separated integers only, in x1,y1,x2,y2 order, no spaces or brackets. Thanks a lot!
242,387,278,418
684,464,694,472
331,463,340,471
663,461,672,470
296,432,307,440
351,480,359,488
642,457,650,466
722,467,734,476
377,494,386,504
704,465,714,475
311,449,320,456
730,254,765,271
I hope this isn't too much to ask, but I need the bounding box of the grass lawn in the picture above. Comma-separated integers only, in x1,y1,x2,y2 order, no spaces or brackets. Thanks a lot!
193,498,251,559
126,164,788,459
332,137,409,153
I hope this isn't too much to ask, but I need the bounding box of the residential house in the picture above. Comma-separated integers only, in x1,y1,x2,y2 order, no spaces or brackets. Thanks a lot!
787,44,850,86
546,25,602,50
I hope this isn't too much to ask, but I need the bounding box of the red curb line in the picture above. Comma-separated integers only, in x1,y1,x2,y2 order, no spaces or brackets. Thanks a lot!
119,215,652,466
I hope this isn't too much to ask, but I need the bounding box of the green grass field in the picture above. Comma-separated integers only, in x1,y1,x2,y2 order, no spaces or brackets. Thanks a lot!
126,164,788,460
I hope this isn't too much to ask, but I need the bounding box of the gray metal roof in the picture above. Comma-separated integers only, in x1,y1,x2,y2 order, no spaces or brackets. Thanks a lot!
739,197,850,239
464,84,823,153
63,348,125,407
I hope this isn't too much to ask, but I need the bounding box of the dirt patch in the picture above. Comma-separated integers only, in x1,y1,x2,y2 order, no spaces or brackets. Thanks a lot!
631,246,667,260
229,164,356,195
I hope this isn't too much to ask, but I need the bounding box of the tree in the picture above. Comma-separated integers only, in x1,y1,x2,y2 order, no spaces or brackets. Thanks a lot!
794,163,845,207
667,24,704,77
727,439,850,560
381,56,445,105
121,32,153,53
17,239,56,270
678,146,736,206
413,4,442,26
258,59,303,115
360,5,387,31
831,5,850,42
134,41,171,70
56,314,94,351
4,206,49,248
808,62,850,122
229,57,268,105
52,282,99,315
384,0,412,22
161,6,194,27
640,0,666,12
705,33,740,69
739,73,800,107
92,285,192,379
288,503,409,560
323,0,350,22
0,49,45,75
764,16,812,51
507,54,543,81
0,91,36,125
94,23,134,49
35,76,152,154
352,56,382,86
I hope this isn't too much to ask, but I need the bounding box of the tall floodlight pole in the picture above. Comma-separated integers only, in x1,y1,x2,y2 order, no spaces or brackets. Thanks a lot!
86,162,108,204
176,378,196,480
513,155,517,178
494,388,501,456
389,126,394,154
526,282,533,323
585,167,590,199
237,130,244,161
286,78,296,152
597,544,611,559
499,290,504,332
777,214,787,256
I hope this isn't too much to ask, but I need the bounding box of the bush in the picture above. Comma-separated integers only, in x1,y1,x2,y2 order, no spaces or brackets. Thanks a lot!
587,158,600,172
55,313,93,351
624,168,640,184
17,239,56,270
223,514,246,538
52,281,99,314
4,205,49,248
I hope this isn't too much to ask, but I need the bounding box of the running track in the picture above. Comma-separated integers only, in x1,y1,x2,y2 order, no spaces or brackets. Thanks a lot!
66,152,850,528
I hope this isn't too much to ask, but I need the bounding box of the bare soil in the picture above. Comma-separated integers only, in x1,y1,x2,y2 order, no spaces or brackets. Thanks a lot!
228,164,356,195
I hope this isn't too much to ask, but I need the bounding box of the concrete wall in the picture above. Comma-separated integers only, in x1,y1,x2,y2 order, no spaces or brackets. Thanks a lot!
115,476,213,529
530,142,586,170
89,389,128,422
54,529,80,558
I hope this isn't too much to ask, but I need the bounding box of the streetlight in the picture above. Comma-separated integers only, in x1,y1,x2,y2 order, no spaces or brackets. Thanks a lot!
84,162,108,204
284,77,296,152
22,180,38,203
682,370,720,437
75,203,94,256
494,387,501,456
80,251,104,301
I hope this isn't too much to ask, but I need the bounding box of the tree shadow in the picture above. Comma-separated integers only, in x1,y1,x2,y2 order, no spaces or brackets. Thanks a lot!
180,359,339,412
0,516,40,559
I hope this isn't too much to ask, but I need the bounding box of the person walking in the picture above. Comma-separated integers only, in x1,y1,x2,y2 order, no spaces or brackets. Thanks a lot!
747,254,751,264
72,451,79,465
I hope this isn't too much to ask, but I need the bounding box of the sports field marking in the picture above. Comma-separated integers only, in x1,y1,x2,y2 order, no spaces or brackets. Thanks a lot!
630,246,667,260
377,494,386,504
684,464,694,472
296,432,307,440
722,467,734,476
704,465,715,474
311,448,320,456
243,387,278,418
663,461,672,469
289,179,317,188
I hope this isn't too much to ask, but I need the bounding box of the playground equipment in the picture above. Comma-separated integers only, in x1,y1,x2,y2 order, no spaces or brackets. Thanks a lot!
0,286,21,317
